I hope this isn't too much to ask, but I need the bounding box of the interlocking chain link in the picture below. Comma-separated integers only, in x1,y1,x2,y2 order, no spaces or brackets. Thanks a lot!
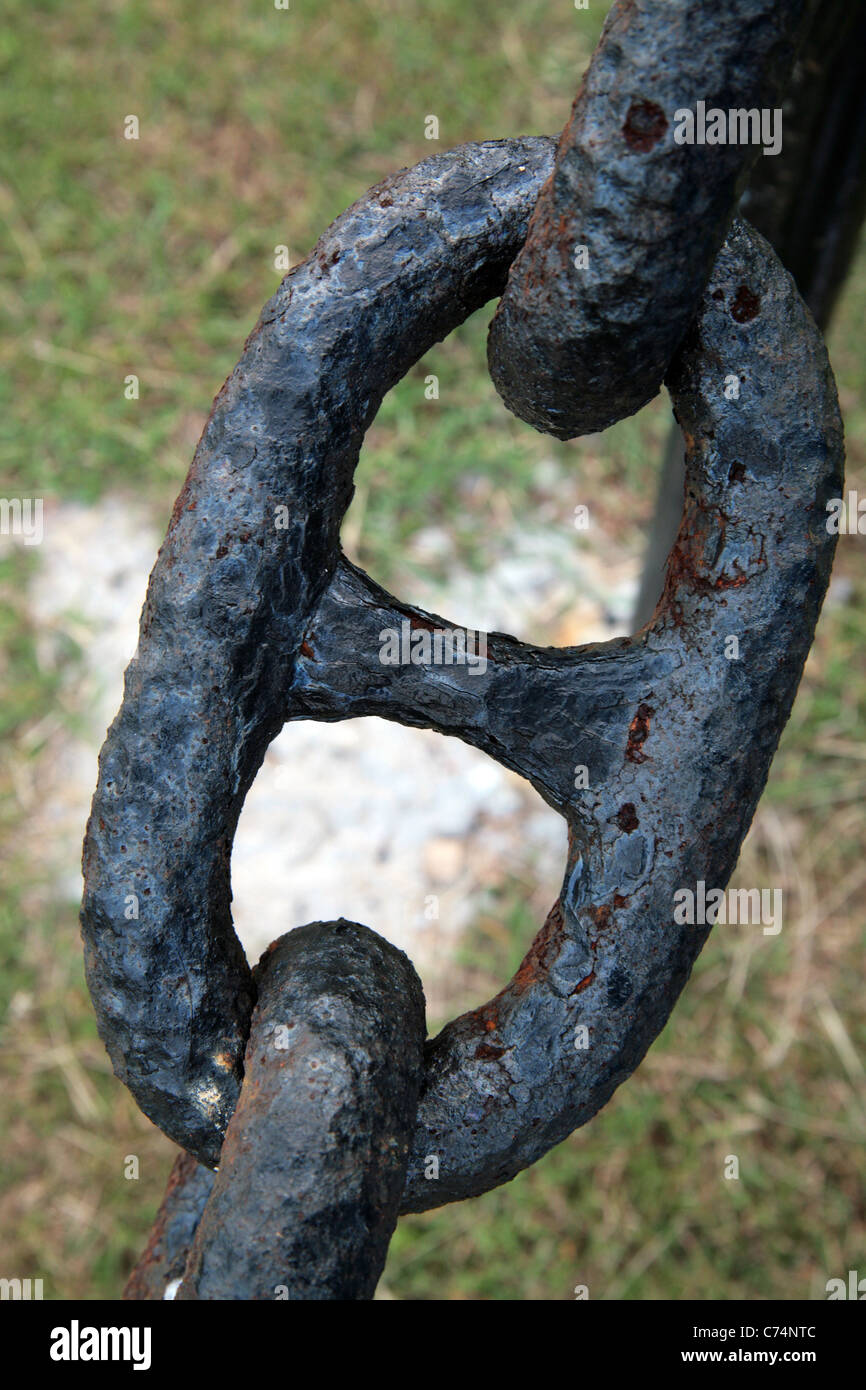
81,0,842,1299
489,0,809,438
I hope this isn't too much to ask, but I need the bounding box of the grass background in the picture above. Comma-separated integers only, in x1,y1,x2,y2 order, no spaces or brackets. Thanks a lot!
1,0,864,1300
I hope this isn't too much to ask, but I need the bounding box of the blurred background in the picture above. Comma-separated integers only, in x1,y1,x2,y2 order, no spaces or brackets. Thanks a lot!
1,0,864,1300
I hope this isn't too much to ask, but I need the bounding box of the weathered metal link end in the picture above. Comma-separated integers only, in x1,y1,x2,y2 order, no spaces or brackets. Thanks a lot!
80,136,555,1168
123,1151,215,1301
176,922,426,1301
487,0,807,439
85,141,841,1238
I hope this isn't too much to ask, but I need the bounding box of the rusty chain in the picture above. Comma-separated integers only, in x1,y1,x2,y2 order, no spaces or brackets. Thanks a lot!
488,0,809,438
80,0,844,1299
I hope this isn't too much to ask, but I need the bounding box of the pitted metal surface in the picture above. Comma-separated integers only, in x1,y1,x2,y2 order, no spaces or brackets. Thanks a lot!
295,219,843,1209
82,138,842,1212
79,4,845,1287
177,922,425,1300
487,0,808,439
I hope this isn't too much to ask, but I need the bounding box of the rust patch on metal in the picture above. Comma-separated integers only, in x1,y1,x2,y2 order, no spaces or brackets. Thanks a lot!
589,903,613,932
622,98,668,152
625,703,653,763
615,802,640,832
511,900,565,995
730,284,761,322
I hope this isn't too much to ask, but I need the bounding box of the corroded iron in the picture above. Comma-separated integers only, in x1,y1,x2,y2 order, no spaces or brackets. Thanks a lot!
83,133,843,1224
80,136,556,1169
635,0,866,631
176,922,425,1301
487,0,808,439
293,219,844,1210
83,0,845,1294
123,1152,215,1301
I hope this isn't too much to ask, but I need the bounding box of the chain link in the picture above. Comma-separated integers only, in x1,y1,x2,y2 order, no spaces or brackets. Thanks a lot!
81,0,841,1299
488,0,809,439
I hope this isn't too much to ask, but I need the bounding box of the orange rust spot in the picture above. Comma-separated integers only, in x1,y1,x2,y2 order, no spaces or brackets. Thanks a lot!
300,639,314,659
588,903,612,931
474,1042,506,1062
622,98,668,152
712,567,750,590
573,971,595,994
625,703,653,763
511,900,565,995
167,475,195,536
730,284,760,323
660,518,737,622
464,999,501,1035
615,802,639,833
